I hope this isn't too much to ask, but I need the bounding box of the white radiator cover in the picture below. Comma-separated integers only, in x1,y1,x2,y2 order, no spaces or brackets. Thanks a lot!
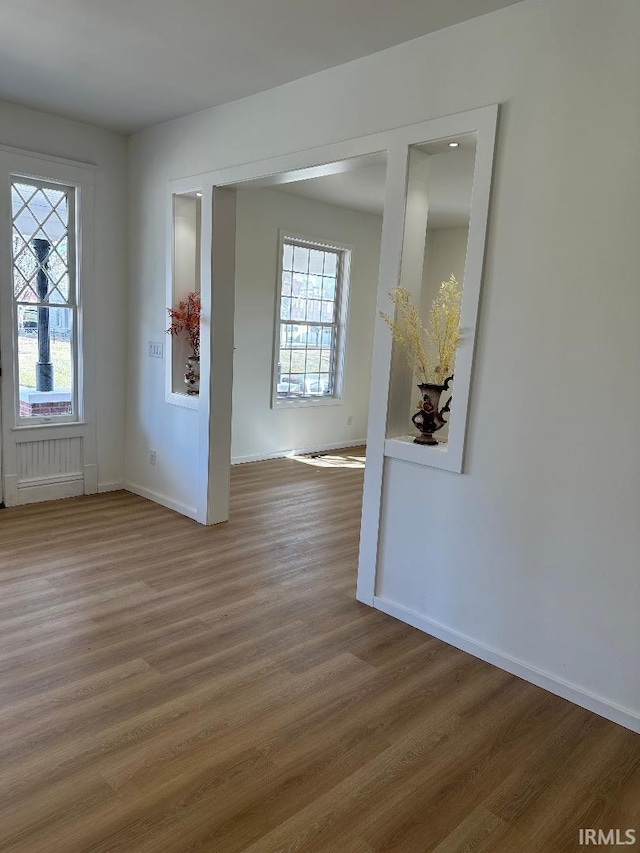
15,436,85,504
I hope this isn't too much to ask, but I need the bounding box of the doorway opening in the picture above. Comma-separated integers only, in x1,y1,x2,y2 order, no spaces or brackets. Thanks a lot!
219,154,388,567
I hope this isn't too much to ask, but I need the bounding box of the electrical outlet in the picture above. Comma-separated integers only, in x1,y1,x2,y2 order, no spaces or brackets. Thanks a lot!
347,415,353,426
149,449,157,466
148,341,163,359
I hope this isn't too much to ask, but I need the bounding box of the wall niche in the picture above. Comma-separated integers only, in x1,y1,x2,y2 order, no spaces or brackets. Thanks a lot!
167,190,201,406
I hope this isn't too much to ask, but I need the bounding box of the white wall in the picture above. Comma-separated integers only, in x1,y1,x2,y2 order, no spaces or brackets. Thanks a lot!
127,0,640,725
0,99,128,489
232,187,381,463
422,227,469,312
125,181,201,516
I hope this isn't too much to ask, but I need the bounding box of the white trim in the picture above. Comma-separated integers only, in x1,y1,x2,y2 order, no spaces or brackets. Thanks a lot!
0,147,97,508
17,474,84,505
17,471,83,488
231,438,366,465
202,187,236,525
165,179,203,408
2,474,17,505
271,231,352,409
18,390,73,404
190,123,417,532
0,144,96,173
374,596,640,735
12,421,87,440
161,107,496,537
272,396,344,409
175,112,476,187
98,481,125,493
433,111,497,474
384,435,460,473
357,104,498,606
83,462,97,494
11,175,79,427
356,144,410,605
124,481,199,521
167,390,199,410
376,109,497,476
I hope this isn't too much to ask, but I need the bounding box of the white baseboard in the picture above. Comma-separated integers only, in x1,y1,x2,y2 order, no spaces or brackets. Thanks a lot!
231,439,366,466
124,481,199,522
17,473,84,506
98,481,126,493
2,474,18,507
374,596,640,735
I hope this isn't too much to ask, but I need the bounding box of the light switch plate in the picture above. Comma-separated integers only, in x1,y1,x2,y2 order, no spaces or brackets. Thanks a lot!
149,341,163,359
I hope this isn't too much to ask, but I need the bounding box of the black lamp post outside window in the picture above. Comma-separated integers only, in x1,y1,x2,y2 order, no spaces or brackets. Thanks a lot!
32,237,54,392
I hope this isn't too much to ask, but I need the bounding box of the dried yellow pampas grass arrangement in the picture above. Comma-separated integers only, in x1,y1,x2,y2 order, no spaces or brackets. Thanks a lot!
380,274,462,385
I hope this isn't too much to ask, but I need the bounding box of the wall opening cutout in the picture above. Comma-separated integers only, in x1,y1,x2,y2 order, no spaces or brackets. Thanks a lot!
169,191,201,403
222,150,387,465
378,123,492,473
384,131,484,473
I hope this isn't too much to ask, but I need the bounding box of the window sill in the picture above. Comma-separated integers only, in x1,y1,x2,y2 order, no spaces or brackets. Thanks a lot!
166,391,199,411
13,420,84,430
12,421,86,441
384,434,462,474
273,396,343,410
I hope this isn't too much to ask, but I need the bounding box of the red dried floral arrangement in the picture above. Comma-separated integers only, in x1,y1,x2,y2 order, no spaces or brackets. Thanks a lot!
167,291,201,358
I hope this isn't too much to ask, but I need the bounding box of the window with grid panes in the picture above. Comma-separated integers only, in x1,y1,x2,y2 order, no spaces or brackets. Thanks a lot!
11,178,77,421
275,236,349,402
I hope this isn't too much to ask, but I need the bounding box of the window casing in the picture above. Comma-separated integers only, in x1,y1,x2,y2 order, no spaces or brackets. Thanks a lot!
274,234,350,405
11,177,78,423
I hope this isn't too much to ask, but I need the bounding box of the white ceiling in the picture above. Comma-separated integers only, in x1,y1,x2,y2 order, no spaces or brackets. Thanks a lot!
0,0,524,134
243,145,476,228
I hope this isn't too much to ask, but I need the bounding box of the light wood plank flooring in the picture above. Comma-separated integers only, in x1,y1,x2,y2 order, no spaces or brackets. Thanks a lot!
0,448,638,852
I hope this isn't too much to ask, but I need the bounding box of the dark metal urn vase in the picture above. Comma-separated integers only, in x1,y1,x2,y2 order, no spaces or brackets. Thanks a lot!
184,355,200,395
411,375,453,445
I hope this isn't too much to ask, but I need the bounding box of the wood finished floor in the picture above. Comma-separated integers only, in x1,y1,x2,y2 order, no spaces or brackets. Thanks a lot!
0,448,638,853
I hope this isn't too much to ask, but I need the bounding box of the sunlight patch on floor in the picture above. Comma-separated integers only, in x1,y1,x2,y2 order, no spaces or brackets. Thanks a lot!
289,451,366,469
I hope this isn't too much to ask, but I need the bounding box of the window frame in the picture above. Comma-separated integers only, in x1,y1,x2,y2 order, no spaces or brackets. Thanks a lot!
0,144,97,507
272,231,351,409
11,175,80,425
